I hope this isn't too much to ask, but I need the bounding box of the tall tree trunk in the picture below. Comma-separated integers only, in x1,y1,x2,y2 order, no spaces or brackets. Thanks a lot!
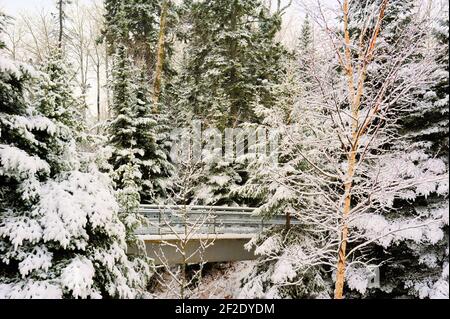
285,211,291,231
80,48,88,119
334,0,388,299
105,46,112,119
96,60,101,133
334,0,357,299
58,0,64,49
152,0,170,113
229,0,239,128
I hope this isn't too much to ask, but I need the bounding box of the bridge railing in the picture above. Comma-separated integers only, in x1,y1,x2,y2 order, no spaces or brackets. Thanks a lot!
136,204,300,236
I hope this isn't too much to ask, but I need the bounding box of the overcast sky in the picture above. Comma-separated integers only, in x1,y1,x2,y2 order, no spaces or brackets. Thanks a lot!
0,0,98,16
0,0,313,42
1,0,55,15
0,0,319,18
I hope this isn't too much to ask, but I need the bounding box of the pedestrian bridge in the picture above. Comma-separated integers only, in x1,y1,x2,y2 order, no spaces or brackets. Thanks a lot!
132,205,299,265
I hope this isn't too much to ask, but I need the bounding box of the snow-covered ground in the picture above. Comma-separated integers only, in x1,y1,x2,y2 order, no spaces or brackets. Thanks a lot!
151,261,256,299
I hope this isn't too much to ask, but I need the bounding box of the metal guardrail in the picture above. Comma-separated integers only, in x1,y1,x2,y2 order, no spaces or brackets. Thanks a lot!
136,204,300,236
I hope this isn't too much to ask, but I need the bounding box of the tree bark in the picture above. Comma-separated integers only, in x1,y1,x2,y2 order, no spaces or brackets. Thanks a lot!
152,0,170,113
285,211,291,231
229,0,239,128
334,0,388,299
96,59,101,131
58,0,64,49
105,45,112,119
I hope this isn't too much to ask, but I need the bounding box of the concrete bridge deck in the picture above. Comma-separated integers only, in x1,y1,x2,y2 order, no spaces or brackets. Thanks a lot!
133,205,299,265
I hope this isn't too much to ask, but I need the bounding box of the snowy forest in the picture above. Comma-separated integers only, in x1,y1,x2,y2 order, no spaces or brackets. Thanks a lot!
0,0,448,299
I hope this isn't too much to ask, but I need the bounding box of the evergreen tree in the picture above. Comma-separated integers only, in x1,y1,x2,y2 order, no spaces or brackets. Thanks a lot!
104,1,175,204
236,72,334,298
106,41,174,204
193,143,242,206
296,15,314,90
0,21,150,297
103,0,159,76
103,0,177,84
299,14,313,54
107,43,140,191
174,0,287,130
134,70,175,202
170,0,288,206
34,49,86,140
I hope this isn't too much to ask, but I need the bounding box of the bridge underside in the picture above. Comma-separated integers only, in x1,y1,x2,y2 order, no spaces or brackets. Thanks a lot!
130,234,256,265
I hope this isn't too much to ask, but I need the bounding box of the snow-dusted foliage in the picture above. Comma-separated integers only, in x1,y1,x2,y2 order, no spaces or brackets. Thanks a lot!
236,49,339,298
105,41,174,204
0,38,150,298
172,0,286,129
339,0,449,299
34,49,86,137
168,0,288,206
238,0,448,299
191,144,242,206
240,230,331,299
193,157,242,206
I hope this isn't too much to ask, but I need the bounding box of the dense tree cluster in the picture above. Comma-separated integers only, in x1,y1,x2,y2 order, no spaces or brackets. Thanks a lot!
0,0,448,299
0,13,150,297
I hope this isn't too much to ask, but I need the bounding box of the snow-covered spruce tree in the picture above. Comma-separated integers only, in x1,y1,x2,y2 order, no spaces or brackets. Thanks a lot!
105,3,174,204
34,49,86,141
114,160,152,283
0,31,150,298
170,0,288,206
103,0,159,76
340,0,450,299
168,124,242,206
174,0,286,129
133,70,175,203
106,43,139,191
106,63,147,230
193,137,242,206
298,14,313,54
295,15,315,93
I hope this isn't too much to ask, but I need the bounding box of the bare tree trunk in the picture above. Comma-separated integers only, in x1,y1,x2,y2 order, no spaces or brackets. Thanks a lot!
105,46,112,119
229,0,240,129
285,212,291,231
80,48,88,114
58,0,64,49
96,60,101,132
152,0,170,112
334,0,388,299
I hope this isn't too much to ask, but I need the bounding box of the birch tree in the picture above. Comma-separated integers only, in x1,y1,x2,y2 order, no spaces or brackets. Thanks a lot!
241,0,448,299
